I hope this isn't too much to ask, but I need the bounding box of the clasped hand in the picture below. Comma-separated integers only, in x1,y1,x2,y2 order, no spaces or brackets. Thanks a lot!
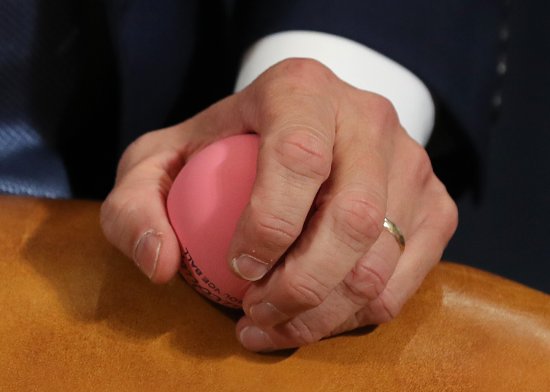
101,59,458,352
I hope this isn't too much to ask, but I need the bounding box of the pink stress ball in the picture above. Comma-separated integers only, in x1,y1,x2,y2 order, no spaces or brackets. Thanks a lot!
167,134,259,308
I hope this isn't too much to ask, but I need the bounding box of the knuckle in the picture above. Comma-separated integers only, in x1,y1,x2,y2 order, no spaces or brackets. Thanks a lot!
331,192,384,253
422,177,459,242
274,129,332,182
438,192,459,239
130,130,162,151
116,130,165,177
115,150,133,180
252,209,302,252
128,132,150,150
411,145,434,184
116,134,149,177
284,318,324,346
367,93,392,110
399,143,436,192
284,269,331,310
360,93,400,134
360,290,402,324
253,59,337,120
345,260,387,302
276,58,336,87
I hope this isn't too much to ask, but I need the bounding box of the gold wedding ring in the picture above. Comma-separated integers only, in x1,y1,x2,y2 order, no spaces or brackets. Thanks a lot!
383,217,405,253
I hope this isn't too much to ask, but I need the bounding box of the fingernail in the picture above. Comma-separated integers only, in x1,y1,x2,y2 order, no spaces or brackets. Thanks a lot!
133,230,162,279
230,254,270,281
239,326,274,352
249,302,288,327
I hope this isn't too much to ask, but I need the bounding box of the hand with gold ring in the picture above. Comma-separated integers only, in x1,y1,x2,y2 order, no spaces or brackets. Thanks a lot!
229,59,458,351
100,58,458,352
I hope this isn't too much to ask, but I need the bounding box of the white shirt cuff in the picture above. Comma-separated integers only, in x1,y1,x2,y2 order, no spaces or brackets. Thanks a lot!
235,31,435,146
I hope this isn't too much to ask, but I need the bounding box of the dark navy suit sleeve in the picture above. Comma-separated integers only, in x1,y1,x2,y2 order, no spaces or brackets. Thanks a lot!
106,0,235,149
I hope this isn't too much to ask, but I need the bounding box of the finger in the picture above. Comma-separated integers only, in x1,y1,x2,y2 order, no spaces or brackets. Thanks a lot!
354,197,458,325
101,159,182,283
235,279,361,352
235,205,455,352
228,59,340,281
346,144,458,325
342,229,403,303
235,172,456,351
239,95,400,327
234,119,456,351
235,232,402,351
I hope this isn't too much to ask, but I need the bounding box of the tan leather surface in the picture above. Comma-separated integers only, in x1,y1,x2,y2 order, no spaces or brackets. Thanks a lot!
1,195,549,391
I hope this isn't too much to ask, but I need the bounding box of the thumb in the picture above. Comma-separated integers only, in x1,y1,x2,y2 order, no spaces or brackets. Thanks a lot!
101,162,181,283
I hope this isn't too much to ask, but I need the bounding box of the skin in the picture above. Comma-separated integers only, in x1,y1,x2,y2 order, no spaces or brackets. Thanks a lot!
100,58,458,352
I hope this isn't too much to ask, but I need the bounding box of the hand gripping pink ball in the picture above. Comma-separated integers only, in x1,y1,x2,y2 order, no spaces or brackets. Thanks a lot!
167,134,259,308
